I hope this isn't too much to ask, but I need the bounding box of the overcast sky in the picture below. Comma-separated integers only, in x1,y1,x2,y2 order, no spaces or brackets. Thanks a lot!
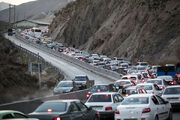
0,0,36,5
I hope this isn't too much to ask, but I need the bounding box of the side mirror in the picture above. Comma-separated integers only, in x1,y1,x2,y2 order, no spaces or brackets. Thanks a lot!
164,100,169,104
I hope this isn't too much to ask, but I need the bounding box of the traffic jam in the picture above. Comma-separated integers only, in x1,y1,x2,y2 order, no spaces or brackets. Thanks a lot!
3,27,180,120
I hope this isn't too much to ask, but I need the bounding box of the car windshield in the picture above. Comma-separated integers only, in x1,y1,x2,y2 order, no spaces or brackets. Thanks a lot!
147,80,162,85
141,63,148,66
58,82,72,87
35,102,67,112
164,87,180,95
88,94,112,102
137,67,146,70
138,85,152,90
74,76,87,81
115,81,130,86
121,97,149,105
89,85,109,92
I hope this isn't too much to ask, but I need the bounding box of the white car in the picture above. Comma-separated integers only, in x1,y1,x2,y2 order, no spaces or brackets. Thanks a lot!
147,79,167,90
121,74,140,84
115,94,172,120
162,85,180,109
85,92,124,120
137,83,162,96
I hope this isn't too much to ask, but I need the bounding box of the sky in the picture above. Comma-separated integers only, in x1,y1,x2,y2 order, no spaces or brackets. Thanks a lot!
0,0,36,5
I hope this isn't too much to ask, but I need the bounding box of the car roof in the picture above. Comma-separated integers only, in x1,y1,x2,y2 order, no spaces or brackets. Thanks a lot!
92,92,117,95
147,79,162,81
137,83,154,86
125,86,137,90
45,99,80,103
165,85,180,88
127,94,153,98
116,79,131,82
0,110,23,114
61,80,73,82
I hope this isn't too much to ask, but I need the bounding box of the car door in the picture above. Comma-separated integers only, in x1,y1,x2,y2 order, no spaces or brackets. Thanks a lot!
156,95,169,119
151,96,163,119
153,95,165,119
113,94,124,110
69,102,83,120
75,101,94,120
154,84,161,96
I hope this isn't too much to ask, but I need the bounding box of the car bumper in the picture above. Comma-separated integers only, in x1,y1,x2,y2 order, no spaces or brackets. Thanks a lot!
115,114,153,120
97,111,114,120
170,102,180,109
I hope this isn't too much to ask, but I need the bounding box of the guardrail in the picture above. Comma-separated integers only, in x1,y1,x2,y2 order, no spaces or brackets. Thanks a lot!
15,33,121,81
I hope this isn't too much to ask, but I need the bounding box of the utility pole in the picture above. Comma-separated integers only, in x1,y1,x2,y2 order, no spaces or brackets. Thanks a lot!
9,4,11,25
14,5,16,23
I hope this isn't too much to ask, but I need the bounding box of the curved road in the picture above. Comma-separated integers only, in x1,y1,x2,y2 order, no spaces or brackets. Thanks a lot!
5,34,180,120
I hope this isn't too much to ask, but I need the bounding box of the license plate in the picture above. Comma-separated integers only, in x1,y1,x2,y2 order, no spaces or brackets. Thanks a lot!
92,107,102,111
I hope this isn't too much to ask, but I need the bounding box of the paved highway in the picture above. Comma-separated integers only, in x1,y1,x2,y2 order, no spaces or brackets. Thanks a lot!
5,34,114,84
5,34,180,120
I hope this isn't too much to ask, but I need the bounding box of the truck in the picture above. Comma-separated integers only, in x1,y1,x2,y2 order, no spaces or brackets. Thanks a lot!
72,75,94,90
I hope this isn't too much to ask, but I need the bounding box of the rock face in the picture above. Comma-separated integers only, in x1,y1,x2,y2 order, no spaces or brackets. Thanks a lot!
49,0,180,63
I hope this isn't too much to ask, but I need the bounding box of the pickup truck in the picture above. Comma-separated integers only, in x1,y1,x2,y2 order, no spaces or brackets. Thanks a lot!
73,75,94,90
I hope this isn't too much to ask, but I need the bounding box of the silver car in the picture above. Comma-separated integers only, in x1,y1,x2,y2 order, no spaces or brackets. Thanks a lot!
53,80,78,94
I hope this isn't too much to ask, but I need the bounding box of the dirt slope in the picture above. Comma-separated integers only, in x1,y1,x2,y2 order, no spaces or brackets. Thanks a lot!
49,0,180,64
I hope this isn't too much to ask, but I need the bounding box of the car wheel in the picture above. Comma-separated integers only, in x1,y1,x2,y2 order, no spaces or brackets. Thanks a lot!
94,115,99,120
167,111,173,120
155,115,159,120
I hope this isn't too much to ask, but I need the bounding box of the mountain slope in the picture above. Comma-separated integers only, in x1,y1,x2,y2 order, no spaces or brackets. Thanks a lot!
0,2,9,11
49,0,180,63
0,0,69,23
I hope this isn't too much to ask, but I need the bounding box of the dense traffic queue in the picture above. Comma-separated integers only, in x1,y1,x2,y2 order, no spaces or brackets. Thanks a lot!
4,28,180,120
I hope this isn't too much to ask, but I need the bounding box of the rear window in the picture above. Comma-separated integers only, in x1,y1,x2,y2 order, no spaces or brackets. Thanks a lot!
138,85,152,90
121,97,149,105
147,80,162,85
115,81,131,86
74,76,87,81
57,82,72,87
125,89,138,95
35,102,67,112
88,95,112,102
122,77,136,80
89,85,109,92
164,87,180,95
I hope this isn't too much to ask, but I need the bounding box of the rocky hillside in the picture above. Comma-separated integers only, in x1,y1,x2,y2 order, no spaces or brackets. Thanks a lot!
49,0,180,64
0,0,69,23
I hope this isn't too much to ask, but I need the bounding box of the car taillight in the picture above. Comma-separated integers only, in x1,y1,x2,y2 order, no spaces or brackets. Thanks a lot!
105,107,112,111
160,86,164,90
170,82,174,85
151,92,154,94
115,109,120,114
54,117,61,120
142,108,151,113
86,94,91,99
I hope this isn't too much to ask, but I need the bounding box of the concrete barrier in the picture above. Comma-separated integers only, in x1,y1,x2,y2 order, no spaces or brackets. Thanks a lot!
0,89,88,114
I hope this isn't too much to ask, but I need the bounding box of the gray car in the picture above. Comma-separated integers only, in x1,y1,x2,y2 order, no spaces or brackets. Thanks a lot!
53,80,78,94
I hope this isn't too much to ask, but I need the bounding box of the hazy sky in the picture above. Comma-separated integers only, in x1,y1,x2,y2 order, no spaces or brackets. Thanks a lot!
0,0,36,5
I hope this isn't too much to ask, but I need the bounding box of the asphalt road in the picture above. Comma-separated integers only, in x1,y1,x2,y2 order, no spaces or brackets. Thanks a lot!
5,34,180,120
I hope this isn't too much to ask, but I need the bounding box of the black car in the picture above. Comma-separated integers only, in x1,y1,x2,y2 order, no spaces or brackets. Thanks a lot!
29,99,98,120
